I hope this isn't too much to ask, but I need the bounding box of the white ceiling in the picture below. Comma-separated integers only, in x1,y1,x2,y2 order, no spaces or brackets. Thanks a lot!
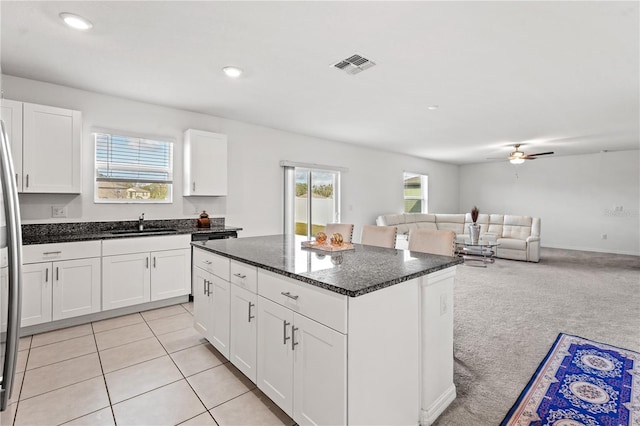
1,1,638,165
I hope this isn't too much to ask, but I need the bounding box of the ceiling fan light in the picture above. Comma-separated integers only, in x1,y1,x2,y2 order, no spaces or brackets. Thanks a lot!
510,158,525,165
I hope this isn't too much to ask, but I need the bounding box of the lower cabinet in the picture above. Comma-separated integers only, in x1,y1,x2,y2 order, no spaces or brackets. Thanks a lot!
22,258,101,327
192,265,230,358
102,236,191,310
257,296,347,425
230,284,257,383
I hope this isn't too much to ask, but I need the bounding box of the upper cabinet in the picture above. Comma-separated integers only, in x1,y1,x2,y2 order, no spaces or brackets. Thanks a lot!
0,100,82,194
183,129,227,196
1,99,24,190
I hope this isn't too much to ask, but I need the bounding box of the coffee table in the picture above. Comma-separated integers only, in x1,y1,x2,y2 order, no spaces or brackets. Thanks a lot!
460,241,499,267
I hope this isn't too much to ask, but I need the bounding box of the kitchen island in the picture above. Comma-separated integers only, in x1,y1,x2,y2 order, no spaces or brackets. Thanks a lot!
192,235,462,426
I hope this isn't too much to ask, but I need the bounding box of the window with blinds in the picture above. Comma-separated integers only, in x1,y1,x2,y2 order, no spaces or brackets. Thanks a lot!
94,132,174,203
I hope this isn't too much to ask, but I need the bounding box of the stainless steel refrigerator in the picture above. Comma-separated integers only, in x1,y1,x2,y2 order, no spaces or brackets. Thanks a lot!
0,119,23,411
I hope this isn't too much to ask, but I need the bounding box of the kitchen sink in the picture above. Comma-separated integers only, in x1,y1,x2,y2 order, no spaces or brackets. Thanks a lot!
110,228,178,235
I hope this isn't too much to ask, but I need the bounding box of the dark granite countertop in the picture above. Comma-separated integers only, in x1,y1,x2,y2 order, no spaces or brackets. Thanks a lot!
192,235,462,297
22,219,242,245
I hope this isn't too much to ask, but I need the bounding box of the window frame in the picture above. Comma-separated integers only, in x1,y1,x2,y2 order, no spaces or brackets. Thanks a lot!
93,132,174,204
403,172,428,213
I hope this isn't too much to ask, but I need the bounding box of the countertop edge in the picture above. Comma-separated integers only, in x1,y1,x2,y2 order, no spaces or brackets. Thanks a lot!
192,241,462,297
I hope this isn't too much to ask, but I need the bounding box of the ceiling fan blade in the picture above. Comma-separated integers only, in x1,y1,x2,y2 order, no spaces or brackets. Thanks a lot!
528,151,554,156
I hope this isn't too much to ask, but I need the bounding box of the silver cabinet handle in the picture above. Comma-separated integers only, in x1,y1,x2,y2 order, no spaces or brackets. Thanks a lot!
15,173,18,186
283,320,291,344
248,302,255,322
292,326,299,350
153,257,156,268
203,279,207,295
56,267,59,281
146,257,149,268
202,260,212,265
233,273,247,279
26,174,29,188
281,291,299,300
193,182,196,192
45,267,48,283
207,280,212,296
43,251,62,255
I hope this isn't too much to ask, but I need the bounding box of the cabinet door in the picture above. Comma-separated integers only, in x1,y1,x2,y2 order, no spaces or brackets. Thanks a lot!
209,275,231,358
230,284,257,383
0,99,23,191
257,296,294,417
183,130,227,196
52,258,101,321
150,248,190,301
102,253,151,310
292,313,347,426
22,103,81,193
21,263,53,327
193,267,213,336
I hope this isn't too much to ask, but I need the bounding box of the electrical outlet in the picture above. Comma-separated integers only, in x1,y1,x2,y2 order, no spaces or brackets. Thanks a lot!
440,293,448,316
601,234,607,240
52,206,67,218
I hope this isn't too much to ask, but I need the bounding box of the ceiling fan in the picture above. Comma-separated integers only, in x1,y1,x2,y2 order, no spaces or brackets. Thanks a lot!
495,144,555,164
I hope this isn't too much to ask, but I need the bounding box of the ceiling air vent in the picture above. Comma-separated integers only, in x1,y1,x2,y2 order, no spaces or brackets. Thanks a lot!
332,54,376,75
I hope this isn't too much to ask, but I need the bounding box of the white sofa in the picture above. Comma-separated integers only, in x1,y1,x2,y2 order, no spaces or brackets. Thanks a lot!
376,213,541,262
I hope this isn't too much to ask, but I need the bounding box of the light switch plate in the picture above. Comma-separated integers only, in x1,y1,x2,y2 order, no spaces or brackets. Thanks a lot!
52,206,67,218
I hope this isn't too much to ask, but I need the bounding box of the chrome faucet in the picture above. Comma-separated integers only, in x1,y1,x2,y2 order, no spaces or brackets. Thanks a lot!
138,213,145,231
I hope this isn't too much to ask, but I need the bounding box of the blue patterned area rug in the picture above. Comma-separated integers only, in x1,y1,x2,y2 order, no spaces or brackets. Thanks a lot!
501,333,640,426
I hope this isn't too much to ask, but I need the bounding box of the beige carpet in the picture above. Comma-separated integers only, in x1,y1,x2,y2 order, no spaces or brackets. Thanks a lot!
433,247,640,425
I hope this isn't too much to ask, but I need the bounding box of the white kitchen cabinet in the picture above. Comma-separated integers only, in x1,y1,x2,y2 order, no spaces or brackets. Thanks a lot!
22,102,82,193
256,295,347,425
230,284,257,383
102,235,191,311
52,258,101,321
0,99,23,190
193,267,213,337
183,129,227,196
209,275,231,358
150,248,190,301
21,241,102,327
192,247,231,358
21,263,53,327
102,252,151,310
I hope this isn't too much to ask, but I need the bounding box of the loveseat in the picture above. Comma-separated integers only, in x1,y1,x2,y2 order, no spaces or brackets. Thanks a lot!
376,213,541,262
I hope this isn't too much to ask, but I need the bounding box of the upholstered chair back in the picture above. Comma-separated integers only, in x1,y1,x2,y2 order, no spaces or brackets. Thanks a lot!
360,225,397,248
324,223,355,243
408,229,456,257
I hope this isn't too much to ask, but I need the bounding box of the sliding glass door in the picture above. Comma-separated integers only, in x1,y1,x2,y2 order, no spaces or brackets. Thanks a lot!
284,166,341,238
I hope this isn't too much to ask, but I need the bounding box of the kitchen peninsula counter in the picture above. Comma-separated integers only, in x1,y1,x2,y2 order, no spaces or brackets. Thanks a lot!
191,234,462,297
192,234,461,425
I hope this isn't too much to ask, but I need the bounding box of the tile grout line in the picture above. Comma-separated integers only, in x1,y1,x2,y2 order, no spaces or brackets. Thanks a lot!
90,321,118,426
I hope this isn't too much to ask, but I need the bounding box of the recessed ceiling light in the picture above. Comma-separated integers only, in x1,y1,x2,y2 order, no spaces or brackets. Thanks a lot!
59,13,93,31
222,66,243,78
427,105,439,110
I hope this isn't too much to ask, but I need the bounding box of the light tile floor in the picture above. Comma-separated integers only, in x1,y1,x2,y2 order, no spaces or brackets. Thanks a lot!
2,302,295,426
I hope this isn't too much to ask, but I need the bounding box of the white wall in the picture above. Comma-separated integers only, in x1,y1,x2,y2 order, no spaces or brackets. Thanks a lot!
3,75,459,239
458,151,640,255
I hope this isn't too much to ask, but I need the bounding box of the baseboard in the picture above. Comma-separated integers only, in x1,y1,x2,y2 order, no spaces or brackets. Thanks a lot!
541,244,639,256
20,295,190,336
420,384,456,426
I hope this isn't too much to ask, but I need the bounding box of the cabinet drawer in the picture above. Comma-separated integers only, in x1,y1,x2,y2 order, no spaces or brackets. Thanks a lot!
257,269,347,334
23,241,101,264
193,248,229,280
103,234,190,256
230,260,257,293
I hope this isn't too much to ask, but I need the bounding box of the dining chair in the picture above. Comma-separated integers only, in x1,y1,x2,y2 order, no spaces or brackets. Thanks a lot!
324,223,355,243
360,225,397,248
408,229,456,256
